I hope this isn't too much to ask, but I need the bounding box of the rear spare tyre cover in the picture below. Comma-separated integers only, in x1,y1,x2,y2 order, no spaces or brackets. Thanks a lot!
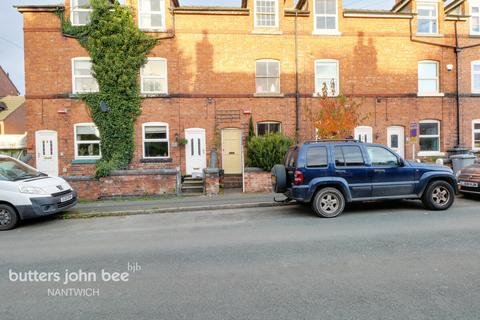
272,164,287,193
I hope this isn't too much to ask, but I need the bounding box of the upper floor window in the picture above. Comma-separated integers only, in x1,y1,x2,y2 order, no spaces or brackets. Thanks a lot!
471,1,480,35
417,2,438,34
257,121,281,135
256,60,280,94
419,120,440,154
71,0,92,26
254,0,278,28
142,122,169,158
472,61,480,93
473,120,480,150
141,58,168,94
72,58,99,94
418,61,439,95
138,0,165,30
315,59,339,96
74,123,101,160
314,0,338,34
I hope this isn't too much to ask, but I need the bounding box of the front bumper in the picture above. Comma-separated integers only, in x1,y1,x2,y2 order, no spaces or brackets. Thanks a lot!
17,190,78,220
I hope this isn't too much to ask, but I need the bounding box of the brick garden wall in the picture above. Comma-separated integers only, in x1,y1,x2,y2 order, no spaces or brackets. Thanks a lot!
66,170,177,200
244,168,273,193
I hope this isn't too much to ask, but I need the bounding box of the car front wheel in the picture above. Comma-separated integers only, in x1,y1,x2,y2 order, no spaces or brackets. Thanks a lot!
422,180,455,210
312,187,345,218
0,204,19,231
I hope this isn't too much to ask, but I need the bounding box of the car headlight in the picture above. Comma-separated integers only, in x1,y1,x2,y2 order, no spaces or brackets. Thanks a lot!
19,185,49,195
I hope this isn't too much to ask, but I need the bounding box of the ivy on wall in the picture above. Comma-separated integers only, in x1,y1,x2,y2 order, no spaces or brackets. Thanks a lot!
57,0,156,178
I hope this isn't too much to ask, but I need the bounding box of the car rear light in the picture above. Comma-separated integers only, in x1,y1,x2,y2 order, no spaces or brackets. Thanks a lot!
294,170,304,185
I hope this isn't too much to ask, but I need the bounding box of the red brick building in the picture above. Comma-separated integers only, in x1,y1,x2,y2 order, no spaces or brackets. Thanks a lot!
15,0,480,197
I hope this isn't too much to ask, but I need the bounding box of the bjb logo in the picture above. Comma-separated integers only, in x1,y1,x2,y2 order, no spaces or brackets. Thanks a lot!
127,262,141,273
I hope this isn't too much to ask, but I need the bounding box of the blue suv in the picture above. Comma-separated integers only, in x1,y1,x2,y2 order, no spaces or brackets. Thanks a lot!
271,140,457,218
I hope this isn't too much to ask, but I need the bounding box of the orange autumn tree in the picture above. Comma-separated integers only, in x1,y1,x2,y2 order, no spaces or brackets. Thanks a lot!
313,81,367,139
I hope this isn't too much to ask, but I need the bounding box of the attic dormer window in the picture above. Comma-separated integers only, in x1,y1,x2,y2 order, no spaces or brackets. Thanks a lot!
417,2,438,34
254,0,278,28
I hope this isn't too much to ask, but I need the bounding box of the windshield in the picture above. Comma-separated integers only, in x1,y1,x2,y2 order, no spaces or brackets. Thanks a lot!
0,158,46,181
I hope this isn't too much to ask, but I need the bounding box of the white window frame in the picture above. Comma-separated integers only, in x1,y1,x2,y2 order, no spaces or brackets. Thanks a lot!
314,59,340,97
418,60,441,96
142,122,170,159
418,120,441,156
138,0,166,31
71,57,99,94
74,123,101,160
254,0,279,29
470,0,480,35
472,119,480,151
257,121,281,135
70,0,93,26
313,0,339,35
417,2,438,35
141,57,168,94
255,59,281,94
471,60,480,93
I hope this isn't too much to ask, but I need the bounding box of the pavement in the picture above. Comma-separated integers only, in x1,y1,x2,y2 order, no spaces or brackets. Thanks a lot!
1,197,480,319
68,192,287,217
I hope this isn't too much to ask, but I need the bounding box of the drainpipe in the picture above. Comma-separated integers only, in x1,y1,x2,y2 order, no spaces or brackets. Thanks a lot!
454,21,462,148
294,9,300,143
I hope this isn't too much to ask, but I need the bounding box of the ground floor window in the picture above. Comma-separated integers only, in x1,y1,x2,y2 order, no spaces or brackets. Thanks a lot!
74,123,101,159
473,120,480,150
257,121,281,135
419,120,440,153
142,122,169,158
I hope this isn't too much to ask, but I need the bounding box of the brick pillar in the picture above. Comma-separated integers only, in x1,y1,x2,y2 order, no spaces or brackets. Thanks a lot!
204,168,220,195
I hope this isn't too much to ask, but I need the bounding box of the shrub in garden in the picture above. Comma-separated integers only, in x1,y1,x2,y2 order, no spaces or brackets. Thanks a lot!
246,134,294,171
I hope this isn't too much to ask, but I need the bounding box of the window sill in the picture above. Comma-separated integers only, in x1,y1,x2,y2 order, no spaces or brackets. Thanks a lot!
141,93,170,98
140,28,167,33
313,92,339,98
417,151,445,157
140,158,173,163
253,93,284,97
417,92,445,97
69,93,98,98
71,159,99,164
312,30,342,36
415,33,443,38
251,29,283,35
470,33,480,37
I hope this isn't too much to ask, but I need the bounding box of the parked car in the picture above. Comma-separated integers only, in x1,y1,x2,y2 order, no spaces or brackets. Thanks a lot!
271,140,457,218
0,155,77,230
457,163,480,196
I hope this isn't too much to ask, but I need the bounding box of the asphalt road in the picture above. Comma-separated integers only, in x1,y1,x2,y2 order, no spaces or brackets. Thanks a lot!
1,197,480,320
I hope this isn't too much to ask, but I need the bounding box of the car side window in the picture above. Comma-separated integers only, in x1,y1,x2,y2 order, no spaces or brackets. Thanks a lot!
367,146,399,167
306,147,328,168
334,146,365,167
286,148,298,168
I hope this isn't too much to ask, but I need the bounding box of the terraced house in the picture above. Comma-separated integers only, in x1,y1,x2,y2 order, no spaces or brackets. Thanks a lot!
16,0,480,198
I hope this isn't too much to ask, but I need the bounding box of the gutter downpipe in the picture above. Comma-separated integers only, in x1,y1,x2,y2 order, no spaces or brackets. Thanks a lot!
454,20,462,147
294,9,300,143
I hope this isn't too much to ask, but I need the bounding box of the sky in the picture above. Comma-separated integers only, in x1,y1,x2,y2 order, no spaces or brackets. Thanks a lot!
0,0,394,95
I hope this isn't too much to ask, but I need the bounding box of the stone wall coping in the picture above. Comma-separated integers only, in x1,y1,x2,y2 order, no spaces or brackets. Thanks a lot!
244,167,269,173
203,168,220,174
64,169,178,181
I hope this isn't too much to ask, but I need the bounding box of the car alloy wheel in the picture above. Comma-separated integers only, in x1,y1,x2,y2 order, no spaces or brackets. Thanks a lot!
0,208,12,226
431,186,450,207
312,187,345,218
320,193,339,213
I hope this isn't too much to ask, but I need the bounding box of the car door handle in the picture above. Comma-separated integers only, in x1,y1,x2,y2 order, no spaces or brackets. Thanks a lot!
374,169,386,173
335,170,347,174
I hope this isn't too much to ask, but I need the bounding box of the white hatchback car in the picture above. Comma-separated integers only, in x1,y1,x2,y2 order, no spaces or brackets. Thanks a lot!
0,155,77,230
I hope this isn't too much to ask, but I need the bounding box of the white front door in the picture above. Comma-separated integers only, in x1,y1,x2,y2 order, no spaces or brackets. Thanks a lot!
387,126,405,158
185,128,207,178
35,130,59,176
354,126,373,143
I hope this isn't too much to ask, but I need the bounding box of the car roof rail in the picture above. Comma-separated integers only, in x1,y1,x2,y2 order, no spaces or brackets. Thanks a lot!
303,139,362,144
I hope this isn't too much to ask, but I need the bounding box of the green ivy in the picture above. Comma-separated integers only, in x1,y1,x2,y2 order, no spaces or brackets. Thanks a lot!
57,0,156,178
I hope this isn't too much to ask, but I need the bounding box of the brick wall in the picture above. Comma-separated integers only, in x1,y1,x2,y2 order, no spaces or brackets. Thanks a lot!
203,168,220,195
244,168,273,193
66,170,177,200
18,0,480,195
